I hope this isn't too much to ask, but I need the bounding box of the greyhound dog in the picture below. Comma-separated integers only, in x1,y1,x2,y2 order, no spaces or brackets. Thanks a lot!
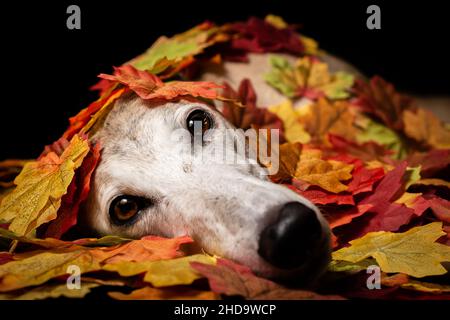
81,48,449,283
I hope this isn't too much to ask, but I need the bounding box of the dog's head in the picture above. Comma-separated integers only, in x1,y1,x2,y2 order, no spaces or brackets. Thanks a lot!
83,93,331,283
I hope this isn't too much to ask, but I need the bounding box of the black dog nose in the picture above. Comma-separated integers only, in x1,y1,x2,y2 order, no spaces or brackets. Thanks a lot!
258,202,324,269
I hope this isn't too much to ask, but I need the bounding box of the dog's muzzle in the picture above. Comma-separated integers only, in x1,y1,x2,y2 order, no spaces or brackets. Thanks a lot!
258,202,329,272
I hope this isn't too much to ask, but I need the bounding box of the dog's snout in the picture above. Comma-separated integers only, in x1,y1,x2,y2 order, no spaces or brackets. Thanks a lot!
258,201,325,270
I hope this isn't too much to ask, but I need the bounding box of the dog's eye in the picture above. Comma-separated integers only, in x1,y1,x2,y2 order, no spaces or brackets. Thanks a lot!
109,196,150,225
186,109,213,137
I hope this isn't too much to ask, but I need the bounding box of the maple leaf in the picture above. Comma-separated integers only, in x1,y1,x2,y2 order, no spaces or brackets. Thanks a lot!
265,55,354,100
403,108,450,149
299,98,361,145
332,222,450,278
44,143,101,238
191,258,343,299
0,135,90,236
129,22,225,73
292,186,355,206
99,65,223,101
328,134,393,163
352,76,417,131
269,100,311,143
109,286,218,300
270,142,302,182
227,17,304,58
0,282,99,300
103,254,215,287
405,149,450,178
356,117,408,159
0,235,192,292
357,162,419,234
221,79,284,134
63,88,125,140
294,149,354,193
325,204,373,248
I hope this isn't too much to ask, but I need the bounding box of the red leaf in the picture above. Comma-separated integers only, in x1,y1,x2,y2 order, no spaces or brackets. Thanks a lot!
221,79,284,135
227,17,304,59
328,134,393,163
99,65,223,101
0,252,13,266
355,162,421,234
191,258,343,299
352,76,416,131
324,204,373,248
347,165,385,195
44,143,101,238
63,88,125,140
405,149,450,178
290,185,354,205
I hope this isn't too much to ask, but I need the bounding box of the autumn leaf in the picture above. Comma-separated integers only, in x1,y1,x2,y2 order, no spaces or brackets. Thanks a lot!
191,258,344,299
405,149,450,177
328,134,393,163
109,286,218,300
44,143,101,238
221,79,284,135
356,117,408,159
354,162,426,236
103,254,216,287
325,205,373,248
63,88,125,141
265,55,354,100
269,100,310,143
403,108,450,149
0,235,192,292
270,142,302,182
294,149,354,193
99,235,193,264
299,98,361,145
332,222,450,278
0,135,90,236
352,76,417,131
0,250,100,292
227,17,304,58
99,65,223,101
129,22,225,73
0,282,99,300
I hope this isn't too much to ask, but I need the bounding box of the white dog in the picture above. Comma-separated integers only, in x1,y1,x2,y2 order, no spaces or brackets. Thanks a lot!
81,51,449,283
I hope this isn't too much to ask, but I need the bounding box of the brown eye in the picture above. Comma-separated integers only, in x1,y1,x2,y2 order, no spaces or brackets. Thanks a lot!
186,109,213,137
109,196,150,225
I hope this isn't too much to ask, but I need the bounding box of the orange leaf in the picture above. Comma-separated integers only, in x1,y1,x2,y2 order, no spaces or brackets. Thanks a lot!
99,65,223,101
108,286,218,300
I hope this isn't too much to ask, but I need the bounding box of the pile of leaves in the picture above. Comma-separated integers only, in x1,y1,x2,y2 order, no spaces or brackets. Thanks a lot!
1,15,450,300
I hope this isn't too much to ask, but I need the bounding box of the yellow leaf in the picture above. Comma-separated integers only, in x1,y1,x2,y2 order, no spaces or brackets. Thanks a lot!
294,149,353,193
412,178,450,189
332,222,450,278
394,192,422,208
0,135,89,236
401,280,450,293
269,100,310,143
0,250,100,292
299,98,360,145
0,282,99,300
264,14,288,29
270,142,302,182
103,254,216,287
403,108,450,149
108,286,219,300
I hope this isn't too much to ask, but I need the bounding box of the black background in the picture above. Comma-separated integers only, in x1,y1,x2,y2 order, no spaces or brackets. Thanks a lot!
1,0,449,160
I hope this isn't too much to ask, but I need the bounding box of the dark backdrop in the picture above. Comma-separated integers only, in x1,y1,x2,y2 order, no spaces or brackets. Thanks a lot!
1,0,449,160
